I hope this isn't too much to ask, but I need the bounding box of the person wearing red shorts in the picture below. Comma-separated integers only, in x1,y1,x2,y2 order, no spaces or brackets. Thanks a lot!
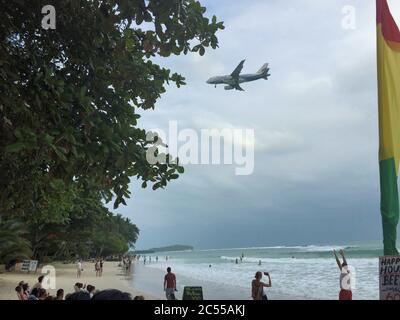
334,249,352,300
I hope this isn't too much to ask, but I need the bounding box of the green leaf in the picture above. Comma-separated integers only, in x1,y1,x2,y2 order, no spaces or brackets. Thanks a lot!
177,166,185,174
5,142,25,153
51,146,67,161
199,46,205,56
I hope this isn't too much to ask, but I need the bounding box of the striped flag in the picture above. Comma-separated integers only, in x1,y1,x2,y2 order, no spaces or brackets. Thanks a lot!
377,0,400,255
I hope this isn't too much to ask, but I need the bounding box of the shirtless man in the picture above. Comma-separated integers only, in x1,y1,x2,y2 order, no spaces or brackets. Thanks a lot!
333,249,352,300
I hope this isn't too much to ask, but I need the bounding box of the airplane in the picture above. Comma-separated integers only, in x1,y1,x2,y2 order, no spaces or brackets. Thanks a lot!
206,60,270,91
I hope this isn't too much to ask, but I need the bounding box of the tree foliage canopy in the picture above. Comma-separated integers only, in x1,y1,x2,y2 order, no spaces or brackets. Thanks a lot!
0,0,223,261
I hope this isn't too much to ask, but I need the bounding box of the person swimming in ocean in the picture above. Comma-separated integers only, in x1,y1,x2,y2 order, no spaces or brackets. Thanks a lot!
333,249,352,300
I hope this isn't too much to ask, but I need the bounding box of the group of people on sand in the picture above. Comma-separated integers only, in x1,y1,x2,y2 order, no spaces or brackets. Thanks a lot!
15,275,145,300
75,259,104,278
95,260,104,277
120,256,132,274
250,249,352,301
15,276,64,300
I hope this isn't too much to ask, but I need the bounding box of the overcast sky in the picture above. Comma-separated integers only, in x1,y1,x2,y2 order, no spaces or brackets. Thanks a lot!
109,0,400,250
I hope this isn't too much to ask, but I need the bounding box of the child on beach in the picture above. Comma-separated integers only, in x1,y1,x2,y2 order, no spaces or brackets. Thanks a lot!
333,249,352,300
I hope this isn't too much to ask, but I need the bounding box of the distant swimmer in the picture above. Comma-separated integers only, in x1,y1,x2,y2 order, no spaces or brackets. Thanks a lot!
156,256,158,262
258,260,262,266
209,264,212,268
333,249,352,300
251,272,272,300
235,258,239,264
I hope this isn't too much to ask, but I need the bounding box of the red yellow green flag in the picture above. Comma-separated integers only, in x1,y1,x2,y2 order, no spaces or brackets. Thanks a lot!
377,0,400,255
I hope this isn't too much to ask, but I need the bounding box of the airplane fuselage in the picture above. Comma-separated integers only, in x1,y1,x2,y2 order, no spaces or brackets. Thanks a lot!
206,60,270,91
207,73,264,86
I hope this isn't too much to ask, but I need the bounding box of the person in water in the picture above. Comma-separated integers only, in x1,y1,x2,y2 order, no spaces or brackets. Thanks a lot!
251,271,272,300
333,249,352,300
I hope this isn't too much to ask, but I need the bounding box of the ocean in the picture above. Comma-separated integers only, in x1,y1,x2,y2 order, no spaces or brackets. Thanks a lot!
130,243,385,300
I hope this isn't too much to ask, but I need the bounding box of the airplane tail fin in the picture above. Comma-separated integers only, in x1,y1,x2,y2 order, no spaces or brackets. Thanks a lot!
257,63,271,80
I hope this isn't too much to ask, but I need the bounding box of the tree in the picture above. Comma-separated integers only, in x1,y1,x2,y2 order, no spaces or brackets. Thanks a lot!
0,0,224,221
25,186,141,261
0,217,32,264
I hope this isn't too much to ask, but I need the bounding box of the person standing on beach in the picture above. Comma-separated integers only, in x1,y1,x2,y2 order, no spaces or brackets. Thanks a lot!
95,260,100,277
333,249,352,300
251,272,272,300
164,267,177,300
76,259,83,278
100,260,104,277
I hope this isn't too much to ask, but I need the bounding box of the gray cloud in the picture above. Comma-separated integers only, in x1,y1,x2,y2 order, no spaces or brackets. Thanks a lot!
109,0,396,249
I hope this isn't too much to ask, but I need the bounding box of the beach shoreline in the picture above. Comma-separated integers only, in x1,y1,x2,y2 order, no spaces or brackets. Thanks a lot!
0,261,156,300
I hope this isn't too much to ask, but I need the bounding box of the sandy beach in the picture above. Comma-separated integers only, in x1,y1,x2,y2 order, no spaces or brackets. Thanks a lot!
0,261,155,300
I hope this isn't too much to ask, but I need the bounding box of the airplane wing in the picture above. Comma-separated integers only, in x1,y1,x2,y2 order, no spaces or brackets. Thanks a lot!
231,60,245,80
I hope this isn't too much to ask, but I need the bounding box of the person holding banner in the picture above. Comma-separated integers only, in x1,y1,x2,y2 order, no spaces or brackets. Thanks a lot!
333,249,352,300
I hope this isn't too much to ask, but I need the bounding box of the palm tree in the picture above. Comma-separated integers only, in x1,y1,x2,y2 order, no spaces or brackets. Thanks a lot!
0,217,32,264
